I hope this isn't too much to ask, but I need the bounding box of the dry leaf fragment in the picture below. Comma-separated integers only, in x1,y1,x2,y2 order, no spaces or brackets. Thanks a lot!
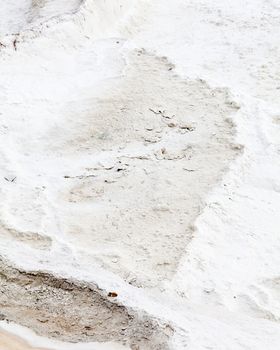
108,292,118,298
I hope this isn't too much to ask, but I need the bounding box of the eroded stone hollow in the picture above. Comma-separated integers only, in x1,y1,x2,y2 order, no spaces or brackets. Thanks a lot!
0,259,173,349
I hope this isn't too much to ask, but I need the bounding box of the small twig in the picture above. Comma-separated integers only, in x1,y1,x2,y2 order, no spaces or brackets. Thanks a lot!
4,176,17,182
13,39,17,50
104,179,116,184
162,113,174,119
64,174,96,179
13,35,19,51
120,155,151,160
149,108,162,115
183,168,195,172
149,108,174,119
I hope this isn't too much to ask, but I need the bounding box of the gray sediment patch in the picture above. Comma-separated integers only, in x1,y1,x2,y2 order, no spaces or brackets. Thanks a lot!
50,50,242,287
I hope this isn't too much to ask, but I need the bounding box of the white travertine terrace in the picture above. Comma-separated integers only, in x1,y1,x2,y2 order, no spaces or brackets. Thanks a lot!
0,0,280,349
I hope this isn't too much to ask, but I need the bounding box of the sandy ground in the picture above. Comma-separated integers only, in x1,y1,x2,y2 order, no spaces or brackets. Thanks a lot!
0,0,280,349
0,330,48,350
0,323,129,350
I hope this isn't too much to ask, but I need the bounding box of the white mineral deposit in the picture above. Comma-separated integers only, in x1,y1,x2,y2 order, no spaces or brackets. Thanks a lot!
0,0,279,349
